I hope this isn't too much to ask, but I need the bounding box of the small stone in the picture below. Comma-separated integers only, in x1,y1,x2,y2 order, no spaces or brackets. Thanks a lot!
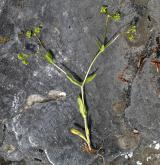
133,128,139,134
124,151,133,159
155,143,160,150
26,94,45,106
136,161,142,165
117,133,140,150
112,101,127,114
146,156,152,161
3,144,16,153
48,90,66,100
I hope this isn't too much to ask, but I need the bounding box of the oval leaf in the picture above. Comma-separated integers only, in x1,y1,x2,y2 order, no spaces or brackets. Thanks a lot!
77,95,87,118
18,53,29,60
18,53,24,60
112,12,121,21
44,51,55,64
70,128,87,143
26,31,32,38
22,59,29,65
86,73,96,84
100,6,108,14
66,74,82,87
34,26,41,35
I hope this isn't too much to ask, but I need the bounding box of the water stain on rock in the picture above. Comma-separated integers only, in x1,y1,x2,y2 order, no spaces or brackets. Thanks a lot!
126,0,157,48
112,101,127,115
117,132,140,150
0,36,9,44
131,0,149,5
126,16,153,47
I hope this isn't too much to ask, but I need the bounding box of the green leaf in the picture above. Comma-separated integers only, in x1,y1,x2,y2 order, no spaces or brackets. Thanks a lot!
44,51,55,64
128,25,136,33
112,12,121,21
96,39,102,49
70,128,87,143
100,44,105,53
26,31,32,38
66,74,82,87
126,25,137,41
33,26,41,35
77,95,87,118
22,59,29,65
86,73,96,84
17,53,29,61
100,6,108,14
127,34,135,41
18,53,24,60
17,53,29,65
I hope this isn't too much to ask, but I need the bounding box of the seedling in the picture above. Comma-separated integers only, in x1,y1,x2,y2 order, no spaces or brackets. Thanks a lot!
100,6,121,21
126,25,137,41
17,53,30,65
100,6,121,44
17,5,128,152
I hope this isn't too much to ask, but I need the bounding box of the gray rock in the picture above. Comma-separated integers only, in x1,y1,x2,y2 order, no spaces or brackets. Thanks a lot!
0,0,160,164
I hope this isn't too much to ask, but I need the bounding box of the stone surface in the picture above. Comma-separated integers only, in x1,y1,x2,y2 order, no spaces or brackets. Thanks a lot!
0,0,160,164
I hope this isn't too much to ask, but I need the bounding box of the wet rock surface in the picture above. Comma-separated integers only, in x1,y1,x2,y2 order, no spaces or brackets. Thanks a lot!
0,0,160,164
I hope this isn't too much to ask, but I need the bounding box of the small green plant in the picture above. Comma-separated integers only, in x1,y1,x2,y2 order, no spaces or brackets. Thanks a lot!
17,5,131,151
126,25,137,41
100,5,121,21
18,53,30,65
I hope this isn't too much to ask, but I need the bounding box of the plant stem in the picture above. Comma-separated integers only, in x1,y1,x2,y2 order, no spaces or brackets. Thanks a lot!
52,63,67,75
84,116,91,150
80,33,120,150
80,86,91,150
35,30,120,151
35,35,67,75
82,33,120,87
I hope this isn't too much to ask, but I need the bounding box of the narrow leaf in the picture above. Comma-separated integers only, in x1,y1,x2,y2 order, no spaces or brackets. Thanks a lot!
77,95,87,118
70,128,87,143
66,74,82,87
44,51,55,64
96,39,102,49
86,73,96,84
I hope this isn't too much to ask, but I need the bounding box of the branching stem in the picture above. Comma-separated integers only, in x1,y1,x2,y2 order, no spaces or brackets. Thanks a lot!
80,33,120,150
35,35,67,75
36,26,120,151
